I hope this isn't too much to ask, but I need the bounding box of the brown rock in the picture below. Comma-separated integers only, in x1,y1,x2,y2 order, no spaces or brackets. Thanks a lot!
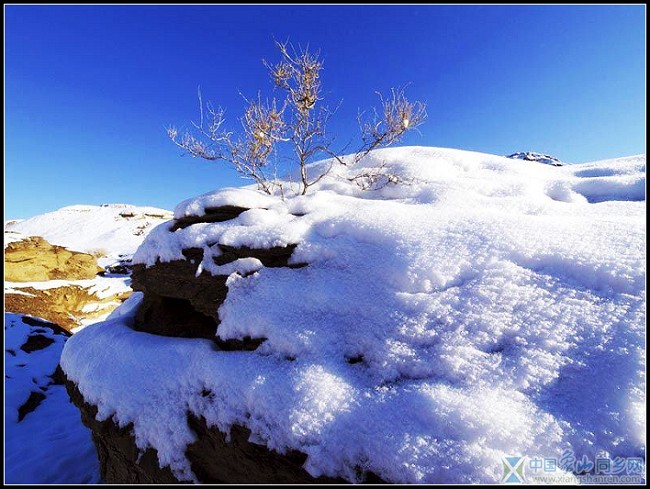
130,248,226,341
130,243,304,343
65,380,180,484
5,236,102,282
186,414,348,484
65,379,380,484
215,243,305,268
5,285,131,332
132,248,226,321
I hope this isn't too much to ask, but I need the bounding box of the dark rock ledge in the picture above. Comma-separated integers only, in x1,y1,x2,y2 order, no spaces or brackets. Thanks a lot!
65,379,383,484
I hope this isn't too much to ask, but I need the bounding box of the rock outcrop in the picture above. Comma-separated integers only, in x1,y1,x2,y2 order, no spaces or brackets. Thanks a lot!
507,151,563,166
65,380,353,484
129,203,304,346
5,236,102,282
5,284,131,333
63,204,379,484
130,242,302,344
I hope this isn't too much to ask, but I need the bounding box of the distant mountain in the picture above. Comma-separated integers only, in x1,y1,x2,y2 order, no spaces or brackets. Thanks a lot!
507,151,563,166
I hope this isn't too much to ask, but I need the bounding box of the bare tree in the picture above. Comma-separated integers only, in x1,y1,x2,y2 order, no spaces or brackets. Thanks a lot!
168,88,285,194
168,40,427,195
347,87,427,189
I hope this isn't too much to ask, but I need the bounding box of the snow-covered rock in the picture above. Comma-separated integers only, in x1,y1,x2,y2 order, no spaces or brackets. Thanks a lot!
507,151,564,166
61,147,645,483
5,277,132,332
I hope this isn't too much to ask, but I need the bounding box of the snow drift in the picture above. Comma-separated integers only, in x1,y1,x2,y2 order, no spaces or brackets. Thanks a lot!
5,313,100,483
61,147,646,483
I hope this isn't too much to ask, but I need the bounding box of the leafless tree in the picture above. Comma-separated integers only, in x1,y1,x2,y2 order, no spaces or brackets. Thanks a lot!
168,40,427,195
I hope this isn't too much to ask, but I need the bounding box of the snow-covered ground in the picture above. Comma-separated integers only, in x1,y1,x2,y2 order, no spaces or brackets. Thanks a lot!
5,204,174,483
61,147,646,483
4,313,100,483
5,203,173,269
5,204,174,329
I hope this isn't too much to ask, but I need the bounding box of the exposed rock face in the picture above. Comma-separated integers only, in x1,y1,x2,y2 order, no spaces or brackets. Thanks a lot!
5,236,102,282
130,248,226,340
65,381,178,484
65,379,352,484
5,285,130,333
170,205,250,231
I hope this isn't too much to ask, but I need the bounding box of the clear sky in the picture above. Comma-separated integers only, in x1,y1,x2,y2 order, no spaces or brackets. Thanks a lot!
5,5,646,220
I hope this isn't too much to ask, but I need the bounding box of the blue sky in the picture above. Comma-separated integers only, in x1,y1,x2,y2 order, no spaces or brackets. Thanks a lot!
5,5,645,219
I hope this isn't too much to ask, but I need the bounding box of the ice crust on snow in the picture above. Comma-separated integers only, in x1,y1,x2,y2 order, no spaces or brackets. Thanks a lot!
63,147,645,483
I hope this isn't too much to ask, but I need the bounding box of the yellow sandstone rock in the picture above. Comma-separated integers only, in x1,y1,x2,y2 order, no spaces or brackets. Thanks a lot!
4,236,102,282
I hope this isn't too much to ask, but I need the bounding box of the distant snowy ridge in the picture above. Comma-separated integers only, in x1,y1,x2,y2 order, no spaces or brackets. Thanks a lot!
63,147,645,483
5,204,173,257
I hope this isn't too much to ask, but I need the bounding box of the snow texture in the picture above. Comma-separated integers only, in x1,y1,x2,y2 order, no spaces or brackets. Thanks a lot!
4,313,100,484
174,187,278,219
63,147,645,483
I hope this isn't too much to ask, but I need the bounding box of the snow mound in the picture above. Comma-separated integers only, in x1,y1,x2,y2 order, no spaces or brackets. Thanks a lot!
5,204,173,256
63,147,646,483
507,151,564,166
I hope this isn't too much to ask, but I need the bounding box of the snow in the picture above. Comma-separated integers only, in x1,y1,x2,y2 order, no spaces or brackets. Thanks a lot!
5,206,171,484
174,187,278,219
5,275,131,297
5,203,173,257
61,147,645,483
4,313,100,484
4,229,26,245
